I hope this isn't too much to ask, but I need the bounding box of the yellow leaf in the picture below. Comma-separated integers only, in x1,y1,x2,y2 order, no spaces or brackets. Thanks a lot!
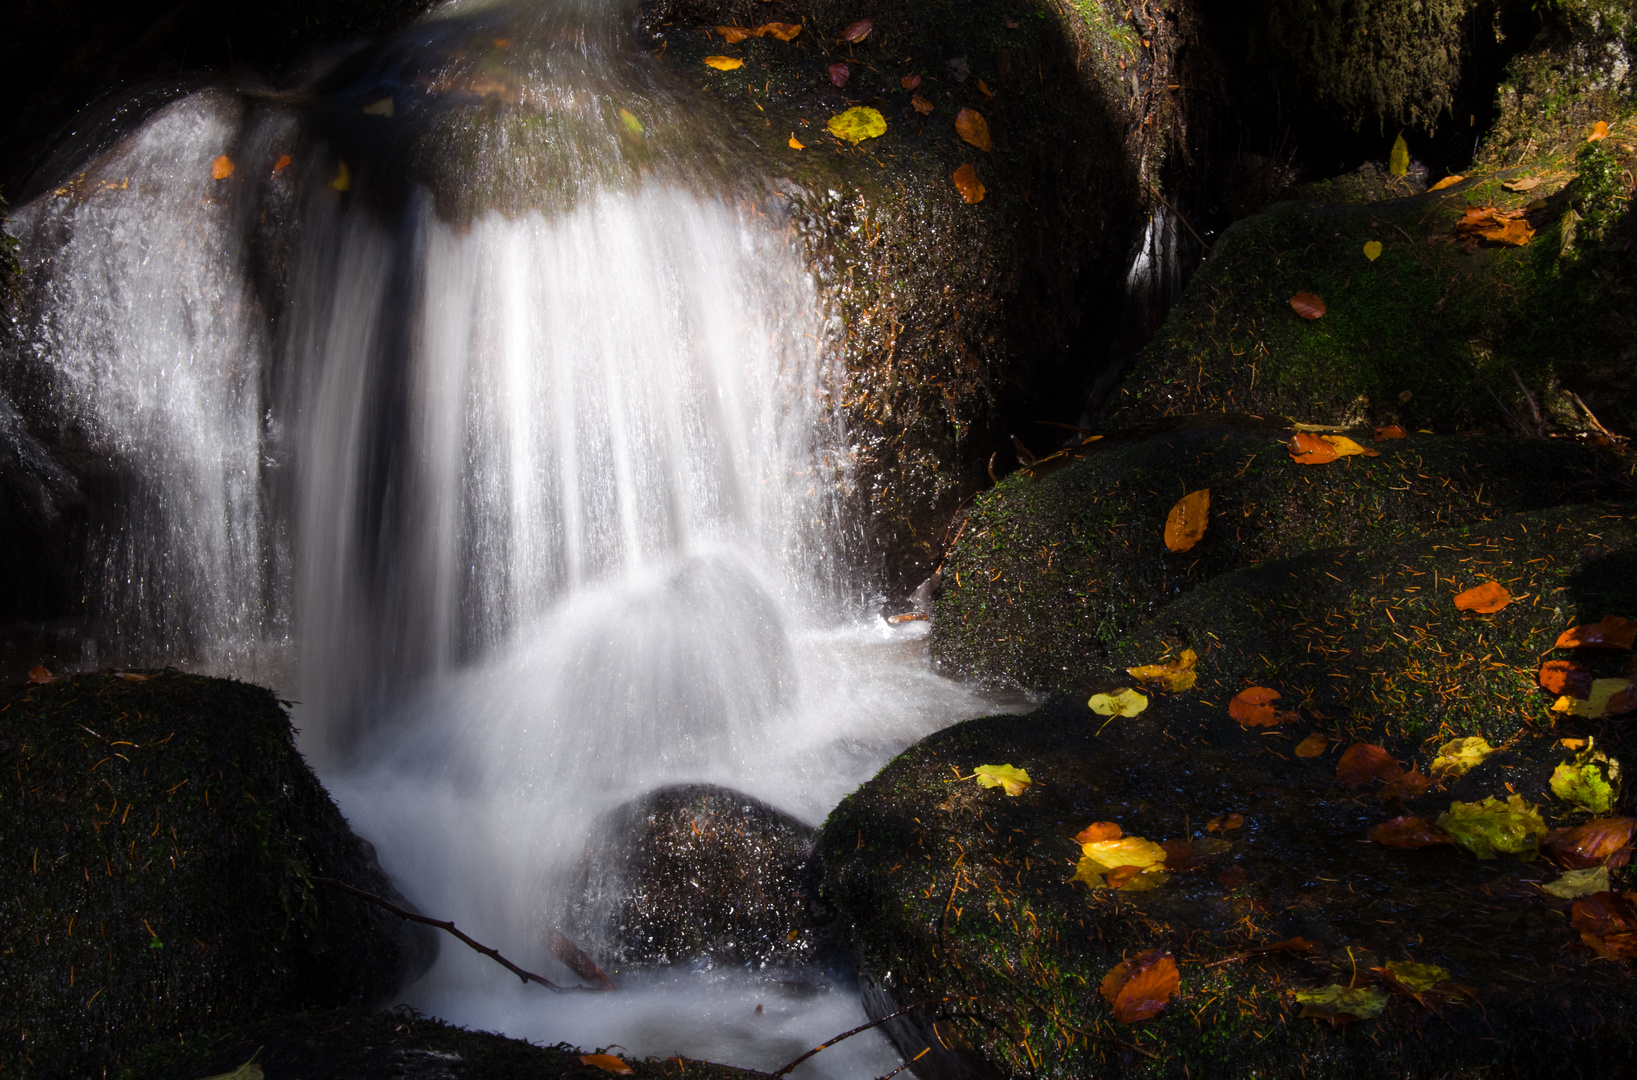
1384,960,1450,993
704,56,744,71
955,108,992,152
1088,687,1149,716
1297,984,1388,1022
330,161,351,192
758,22,803,42
1551,678,1635,719
1542,866,1610,899
580,1055,635,1075
1163,488,1209,552
618,109,644,135
788,134,805,149
1363,240,1382,261
1429,736,1494,779
827,106,887,144
1321,435,1378,458
1389,132,1409,177
1588,120,1610,142
1436,794,1547,858
363,97,395,117
1428,174,1464,190
1081,836,1167,868
1127,649,1197,691
973,763,1031,796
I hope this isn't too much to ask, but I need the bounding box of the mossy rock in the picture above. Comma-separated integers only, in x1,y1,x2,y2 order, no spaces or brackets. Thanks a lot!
117,1007,757,1080
928,421,1629,692
818,687,1637,1078
0,671,432,1079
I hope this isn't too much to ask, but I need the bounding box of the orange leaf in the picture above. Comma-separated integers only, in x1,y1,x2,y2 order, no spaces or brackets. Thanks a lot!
1287,432,1338,465
911,93,934,115
757,22,803,41
1588,120,1610,142
902,74,921,90
1541,660,1594,697
1548,818,1637,869
788,135,806,149
1163,488,1210,553
954,108,992,152
1105,865,1143,888
1454,205,1534,246
704,56,744,70
838,18,873,43
1100,950,1180,1024
1294,734,1328,758
828,62,850,87
1336,743,1403,788
580,1055,634,1075
1377,768,1431,802
978,79,994,98
1075,821,1122,844
1228,687,1289,727
1454,581,1510,613
1206,813,1244,832
272,154,292,172
1556,615,1637,650
1369,815,1455,848
716,25,753,42
211,155,235,180
27,666,56,685
953,163,985,204
1373,424,1406,441
1289,292,1326,319
1428,175,1464,191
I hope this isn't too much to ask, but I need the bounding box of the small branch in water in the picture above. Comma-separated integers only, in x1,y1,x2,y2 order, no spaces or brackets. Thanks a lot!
1511,368,1544,436
310,876,613,994
1147,189,1211,255
767,999,954,1078
874,1046,931,1080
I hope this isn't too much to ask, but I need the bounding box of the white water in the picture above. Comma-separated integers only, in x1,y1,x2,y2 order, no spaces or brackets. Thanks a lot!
8,3,1014,1074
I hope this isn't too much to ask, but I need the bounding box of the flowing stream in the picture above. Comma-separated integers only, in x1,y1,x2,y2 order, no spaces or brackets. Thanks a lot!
8,0,1012,1072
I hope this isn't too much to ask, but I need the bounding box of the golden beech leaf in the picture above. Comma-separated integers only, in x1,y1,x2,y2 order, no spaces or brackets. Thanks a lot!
703,56,744,70
1289,292,1326,319
1336,743,1403,788
211,155,235,180
954,108,992,152
911,93,934,115
580,1055,634,1075
1082,836,1167,869
1229,687,1290,727
952,163,985,204
1088,687,1149,717
1163,489,1210,553
838,18,873,43
973,763,1031,795
1454,581,1510,613
1556,615,1637,650
758,22,803,41
716,25,753,42
788,135,805,149
1076,822,1122,844
1287,432,1338,465
1374,424,1406,441
1429,736,1494,779
1369,815,1455,848
1101,951,1180,1023
1128,648,1198,691
1294,734,1328,758
827,107,887,143
1322,435,1380,458
1363,240,1383,261
1428,174,1464,191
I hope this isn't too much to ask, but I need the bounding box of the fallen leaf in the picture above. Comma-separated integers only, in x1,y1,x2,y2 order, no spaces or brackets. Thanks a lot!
1552,679,1637,719
954,108,992,152
758,22,803,41
272,154,292,172
211,155,235,180
1573,890,1637,935
1337,743,1403,788
200,1063,264,1080
838,19,874,43
1383,960,1450,993
1163,488,1210,553
1540,660,1594,697
828,62,851,87
27,666,56,685
827,106,887,144
1105,864,1142,888
1374,424,1406,440
1388,132,1409,177
1075,822,1122,844
902,74,921,89
1428,174,1464,190
1437,794,1548,859
716,25,753,41
1081,836,1167,869
1289,292,1326,319
1100,951,1180,1023
1218,865,1248,888
1287,432,1338,465
1586,930,1637,961
1369,815,1456,848
911,93,934,115
1377,768,1431,801
1454,205,1534,246
1363,240,1382,261
1088,687,1149,717
1128,648,1199,691
1429,736,1494,779
580,1055,634,1075
363,97,395,116
1206,813,1244,832
1548,817,1637,869
1556,615,1637,650
974,763,1031,796
1543,866,1611,899
788,134,806,149
1229,687,1290,727
704,56,744,70
1296,984,1389,1024
1588,120,1610,142
1502,176,1541,192
1550,751,1620,814
1454,581,1510,613
886,611,925,623
1163,835,1229,872
978,79,994,98
1322,434,1380,458
952,163,985,204
1294,734,1328,758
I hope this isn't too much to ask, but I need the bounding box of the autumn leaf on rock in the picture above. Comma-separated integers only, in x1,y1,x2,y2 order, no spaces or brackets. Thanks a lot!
758,22,803,41
1080,836,1167,875
1428,174,1464,191
1337,743,1403,788
1543,866,1611,899
1289,292,1326,319
1377,768,1431,802
1547,817,1636,869
1076,822,1122,844
911,93,933,115
837,18,873,43
788,135,805,149
716,25,754,41
973,763,1031,795
1287,432,1339,465
1454,581,1510,613
828,62,851,87
1437,794,1547,858
704,56,744,70
1556,615,1637,650
1541,660,1593,697
1502,176,1541,192
1294,734,1328,758
954,108,992,152
1296,984,1389,1024
1369,815,1455,848
1229,687,1290,727
1363,240,1383,261
1322,435,1380,458
952,163,985,204
1100,951,1180,1023
1128,648,1198,691
211,155,235,180
1454,205,1534,246
1429,736,1494,780
902,74,921,90
580,1056,634,1075
1374,425,1406,440
827,106,886,143
1088,687,1148,717
1163,489,1210,553
273,154,292,172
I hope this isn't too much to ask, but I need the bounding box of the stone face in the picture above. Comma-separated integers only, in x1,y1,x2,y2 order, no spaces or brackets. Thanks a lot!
567,784,819,971
0,671,433,1079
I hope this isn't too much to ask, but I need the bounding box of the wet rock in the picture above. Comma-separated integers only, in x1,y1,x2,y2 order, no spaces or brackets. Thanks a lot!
567,784,820,971
0,671,434,1079
929,421,1628,692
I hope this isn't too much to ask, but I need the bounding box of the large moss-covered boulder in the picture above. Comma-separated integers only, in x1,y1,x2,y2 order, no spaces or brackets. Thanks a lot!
0,671,432,1079
929,422,1628,691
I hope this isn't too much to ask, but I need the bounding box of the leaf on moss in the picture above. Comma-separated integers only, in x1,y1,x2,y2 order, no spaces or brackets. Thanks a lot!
837,18,873,43
1454,581,1510,613
1289,292,1326,319
1287,432,1338,465
1429,736,1495,780
1294,734,1328,758
828,62,851,87
1363,240,1383,261
1163,489,1210,553
1128,648,1198,691
955,108,992,152
1229,687,1291,726
580,1055,634,1075
1383,960,1450,993
1454,206,1533,246
1436,794,1547,859
1088,687,1148,717
1502,176,1541,192
1337,743,1403,788
1556,616,1637,650
704,56,744,70
952,163,985,204
1546,817,1636,869
827,106,886,143
1540,660,1594,698
1100,950,1180,1023
1428,174,1463,190
211,155,235,180
1374,424,1406,440
1369,815,1455,848
1296,984,1389,1024
1543,866,1611,899
973,763,1031,795
1388,132,1409,177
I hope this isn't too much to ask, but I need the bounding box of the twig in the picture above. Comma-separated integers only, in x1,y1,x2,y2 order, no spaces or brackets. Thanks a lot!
310,877,612,994
1570,392,1623,442
874,1047,930,1079
1148,189,1211,254
767,999,953,1078
1511,369,1544,435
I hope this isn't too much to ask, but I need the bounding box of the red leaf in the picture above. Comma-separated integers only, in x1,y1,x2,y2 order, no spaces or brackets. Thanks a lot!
1376,768,1431,802
1368,815,1455,848
1548,818,1637,869
1100,950,1180,1023
1336,743,1403,788
1556,615,1637,650
1453,581,1510,613
27,666,56,685
1540,660,1594,698
1075,821,1122,844
1228,687,1289,727
1373,425,1406,441
1572,891,1637,935
1289,292,1326,319
837,18,873,43
828,62,851,87
1287,432,1339,465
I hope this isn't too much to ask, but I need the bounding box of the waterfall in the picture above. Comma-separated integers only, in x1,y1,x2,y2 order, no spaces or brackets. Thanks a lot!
6,0,1009,1072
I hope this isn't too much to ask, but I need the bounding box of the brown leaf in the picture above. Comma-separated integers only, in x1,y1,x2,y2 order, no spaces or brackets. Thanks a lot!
1585,929,1637,960
1502,176,1542,192
1541,660,1594,698
954,108,992,152
1075,821,1122,844
1289,292,1326,319
1218,865,1248,889
828,62,851,87
1369,815,1455,848
1337,743,1403,788
1105,864,1143,888
1454,205,1535,246
911,93,933,115
1548,818,1637,869
1572,891,1637,935
27,666,56,685
1163,488,1210,553
1294,734,1328,758
1229,687,1290,727
1374,424,1406,441
211,155,235,180
838,18,873,43
1160,838,1221,873
757,22,803,41
1206,813,1244,833
1376,768,1431,802
716,25,754,42
1556,615,1637,650
1454,581,1510,613
902,74,921,90
1287,432,1339,465
1100,950,1180,1023
1003,15,1019,27
952,163,985,204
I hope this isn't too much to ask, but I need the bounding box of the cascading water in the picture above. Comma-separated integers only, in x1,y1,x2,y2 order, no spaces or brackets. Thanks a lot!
7,0,1014,1071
